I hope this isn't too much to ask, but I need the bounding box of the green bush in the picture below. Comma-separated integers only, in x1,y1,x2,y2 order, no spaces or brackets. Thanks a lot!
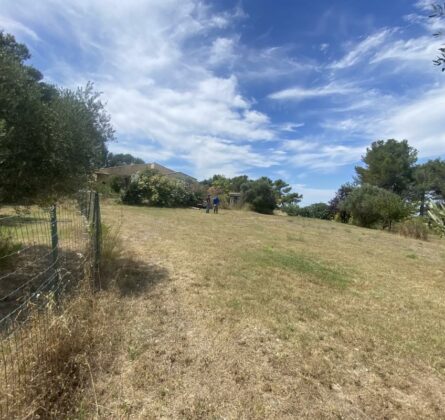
394,218,429,240
329,183,355,223
283,203,332,220
340,184,411,229
121,169,197,207
241,178,276,214
121,181,142,205
282,204,300,216
109,176,126,193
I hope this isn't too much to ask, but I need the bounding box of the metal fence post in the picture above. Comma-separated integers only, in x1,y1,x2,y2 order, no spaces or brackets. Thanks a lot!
92,192,102,290
50,204,60,299
50,204,59,268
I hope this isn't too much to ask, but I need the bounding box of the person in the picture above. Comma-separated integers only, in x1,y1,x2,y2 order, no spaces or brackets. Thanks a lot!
205,194,211,213
213,195,220,214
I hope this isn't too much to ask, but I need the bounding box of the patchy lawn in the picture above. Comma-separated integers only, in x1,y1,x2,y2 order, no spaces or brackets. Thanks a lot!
87,202,445,419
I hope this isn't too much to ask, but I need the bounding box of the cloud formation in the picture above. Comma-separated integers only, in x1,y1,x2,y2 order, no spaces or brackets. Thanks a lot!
1,0,444,202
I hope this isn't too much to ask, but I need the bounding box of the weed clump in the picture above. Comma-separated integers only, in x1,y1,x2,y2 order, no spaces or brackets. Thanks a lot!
395,218,429,241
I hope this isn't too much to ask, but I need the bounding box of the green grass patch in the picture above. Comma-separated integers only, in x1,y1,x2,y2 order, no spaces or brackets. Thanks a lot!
242,247,349,288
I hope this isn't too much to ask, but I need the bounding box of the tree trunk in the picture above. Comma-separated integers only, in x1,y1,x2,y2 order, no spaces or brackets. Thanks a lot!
419,191,426,216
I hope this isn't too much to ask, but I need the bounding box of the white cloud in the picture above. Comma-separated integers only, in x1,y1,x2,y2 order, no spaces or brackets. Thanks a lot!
279,122,305,132
0,16,39,40
288,145,365,170
182,136,282,178
2,0,444,183
281,139,365,171
208,37,237,65
268,82,358,101
294,185,336,206
330,29,393,69
0,0,276,177
238,46,317,80
371,35,442,64
379,87,445,158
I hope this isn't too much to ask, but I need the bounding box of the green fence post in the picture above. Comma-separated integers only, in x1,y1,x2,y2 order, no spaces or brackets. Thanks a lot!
50,204,59,267
92,192,102,290
50,204,60,298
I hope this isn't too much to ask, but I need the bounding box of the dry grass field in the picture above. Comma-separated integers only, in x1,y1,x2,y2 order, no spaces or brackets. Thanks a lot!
84,202,445,419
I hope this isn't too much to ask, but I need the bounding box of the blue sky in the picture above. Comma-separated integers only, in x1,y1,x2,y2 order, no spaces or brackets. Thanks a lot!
1,0,444,204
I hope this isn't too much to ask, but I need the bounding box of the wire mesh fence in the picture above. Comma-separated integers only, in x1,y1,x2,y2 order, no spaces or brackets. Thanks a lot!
0,191,101,417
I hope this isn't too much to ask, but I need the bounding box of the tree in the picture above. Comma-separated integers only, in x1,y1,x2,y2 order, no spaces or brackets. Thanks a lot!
412,159,445,215
211,175,231,195
273,179,302,207
0,32,114,204
328,183,355,223
241,178,276,214
106,153,144,167
430,3,445,71
355,139,417,196
229,175,249,192
340,184,411,229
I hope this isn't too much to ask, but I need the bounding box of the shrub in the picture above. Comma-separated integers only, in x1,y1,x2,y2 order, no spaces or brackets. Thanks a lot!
241,178,276,214
340,184,411,229
395,218,429,240
121,169,198,207
428,201,445,236
282,204,300,216
121,181,142,205
328,183,355,223
283,203,332,220
109,176,126,193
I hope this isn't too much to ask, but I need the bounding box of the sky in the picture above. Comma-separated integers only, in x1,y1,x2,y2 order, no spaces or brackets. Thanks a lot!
1,0,445,204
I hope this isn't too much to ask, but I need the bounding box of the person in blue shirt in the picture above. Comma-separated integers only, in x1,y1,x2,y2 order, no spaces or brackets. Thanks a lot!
213,195,220,214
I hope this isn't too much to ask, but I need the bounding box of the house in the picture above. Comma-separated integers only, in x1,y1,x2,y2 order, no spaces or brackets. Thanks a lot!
95,162,197,187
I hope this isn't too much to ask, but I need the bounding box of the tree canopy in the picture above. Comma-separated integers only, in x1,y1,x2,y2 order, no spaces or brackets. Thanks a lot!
430,3,445,71
106,153,144,167
241,177,277,214
355,139,417,196
0,31,113,204
200,174,302,214
328,183,355,223
340,184,411,229
412,159,445,215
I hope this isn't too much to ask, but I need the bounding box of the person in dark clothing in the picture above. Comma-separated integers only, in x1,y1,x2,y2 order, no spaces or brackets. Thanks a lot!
213,195,220,214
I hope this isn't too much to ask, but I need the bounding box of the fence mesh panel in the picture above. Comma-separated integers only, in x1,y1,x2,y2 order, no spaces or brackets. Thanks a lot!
0,191,101,417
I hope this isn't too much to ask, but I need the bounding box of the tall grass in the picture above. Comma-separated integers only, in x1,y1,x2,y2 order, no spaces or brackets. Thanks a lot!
0,220,125,418
394,218,429,241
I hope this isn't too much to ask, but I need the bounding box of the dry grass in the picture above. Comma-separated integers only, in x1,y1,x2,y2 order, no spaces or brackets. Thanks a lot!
43,203,445,418
79,203,445,419
0,288,114,418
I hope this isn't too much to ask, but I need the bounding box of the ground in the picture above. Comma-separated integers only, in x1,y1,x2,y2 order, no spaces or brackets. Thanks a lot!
87,202,445,419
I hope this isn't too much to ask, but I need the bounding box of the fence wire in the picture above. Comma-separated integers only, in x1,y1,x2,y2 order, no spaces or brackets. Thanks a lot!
0,191,101,418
